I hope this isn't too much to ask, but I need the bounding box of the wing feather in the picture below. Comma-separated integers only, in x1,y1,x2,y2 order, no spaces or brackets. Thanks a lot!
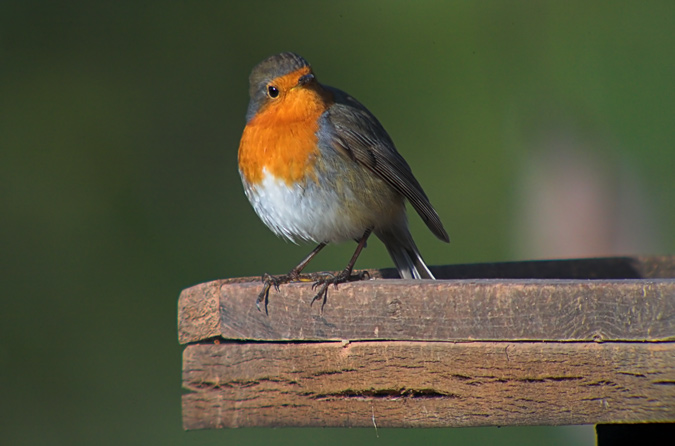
321,86,449,242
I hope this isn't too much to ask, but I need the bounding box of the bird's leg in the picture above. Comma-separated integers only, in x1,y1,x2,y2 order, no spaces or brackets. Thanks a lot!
311,228,373,311
256,242,327,312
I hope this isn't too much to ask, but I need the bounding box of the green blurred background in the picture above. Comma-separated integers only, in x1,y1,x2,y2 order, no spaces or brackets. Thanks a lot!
2,1,673,445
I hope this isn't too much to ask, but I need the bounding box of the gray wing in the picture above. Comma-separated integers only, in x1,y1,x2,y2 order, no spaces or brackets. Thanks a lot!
321,85,449,243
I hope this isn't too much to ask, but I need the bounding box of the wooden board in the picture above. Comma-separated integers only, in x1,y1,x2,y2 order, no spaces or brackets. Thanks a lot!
178,278,675,343
182,341,675,429
179,256,675,429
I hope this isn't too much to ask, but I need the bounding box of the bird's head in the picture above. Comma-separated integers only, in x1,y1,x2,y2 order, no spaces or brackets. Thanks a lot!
246,52,330,124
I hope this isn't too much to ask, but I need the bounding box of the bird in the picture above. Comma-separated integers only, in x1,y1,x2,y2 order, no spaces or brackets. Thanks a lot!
238,52,449,311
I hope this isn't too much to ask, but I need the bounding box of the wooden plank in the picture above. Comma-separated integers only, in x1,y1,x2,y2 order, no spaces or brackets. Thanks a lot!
178,278,675,343
182,341,675,429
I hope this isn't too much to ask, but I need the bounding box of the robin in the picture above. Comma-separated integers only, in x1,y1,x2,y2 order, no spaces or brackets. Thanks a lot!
238,52,449,311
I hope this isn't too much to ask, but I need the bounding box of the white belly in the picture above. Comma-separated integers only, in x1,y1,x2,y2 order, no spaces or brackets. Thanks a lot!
242,168,384,244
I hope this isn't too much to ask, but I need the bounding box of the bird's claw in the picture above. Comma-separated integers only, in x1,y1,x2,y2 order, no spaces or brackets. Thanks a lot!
256,270,370,314
309,269,370,311
255,282,271,314
256,272,294,314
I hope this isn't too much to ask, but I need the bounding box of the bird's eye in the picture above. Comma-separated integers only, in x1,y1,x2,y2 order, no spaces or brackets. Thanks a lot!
267,85,279,98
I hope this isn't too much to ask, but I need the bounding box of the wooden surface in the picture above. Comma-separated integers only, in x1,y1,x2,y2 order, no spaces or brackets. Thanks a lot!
178,278,675,343
183,341,675,429
179,256,675,429
178,256,675,344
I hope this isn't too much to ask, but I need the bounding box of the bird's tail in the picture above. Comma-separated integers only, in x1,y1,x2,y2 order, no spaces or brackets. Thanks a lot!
376,227,435,280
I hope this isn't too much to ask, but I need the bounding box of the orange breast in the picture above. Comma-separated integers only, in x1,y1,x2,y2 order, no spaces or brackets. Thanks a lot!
238,72,332,187
238,114,320,186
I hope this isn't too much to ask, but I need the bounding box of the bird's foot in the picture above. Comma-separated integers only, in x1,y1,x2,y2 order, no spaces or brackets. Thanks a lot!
310,269,370,312
256,270,370,314
256,272,292,313
256,271,315,313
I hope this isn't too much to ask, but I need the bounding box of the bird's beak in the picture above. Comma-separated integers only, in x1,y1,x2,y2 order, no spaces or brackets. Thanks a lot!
297,73,315,86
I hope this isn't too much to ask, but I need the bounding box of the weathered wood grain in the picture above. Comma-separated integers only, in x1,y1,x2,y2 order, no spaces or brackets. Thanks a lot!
182,341,675,429
179,257,675,429
178,278,675,343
